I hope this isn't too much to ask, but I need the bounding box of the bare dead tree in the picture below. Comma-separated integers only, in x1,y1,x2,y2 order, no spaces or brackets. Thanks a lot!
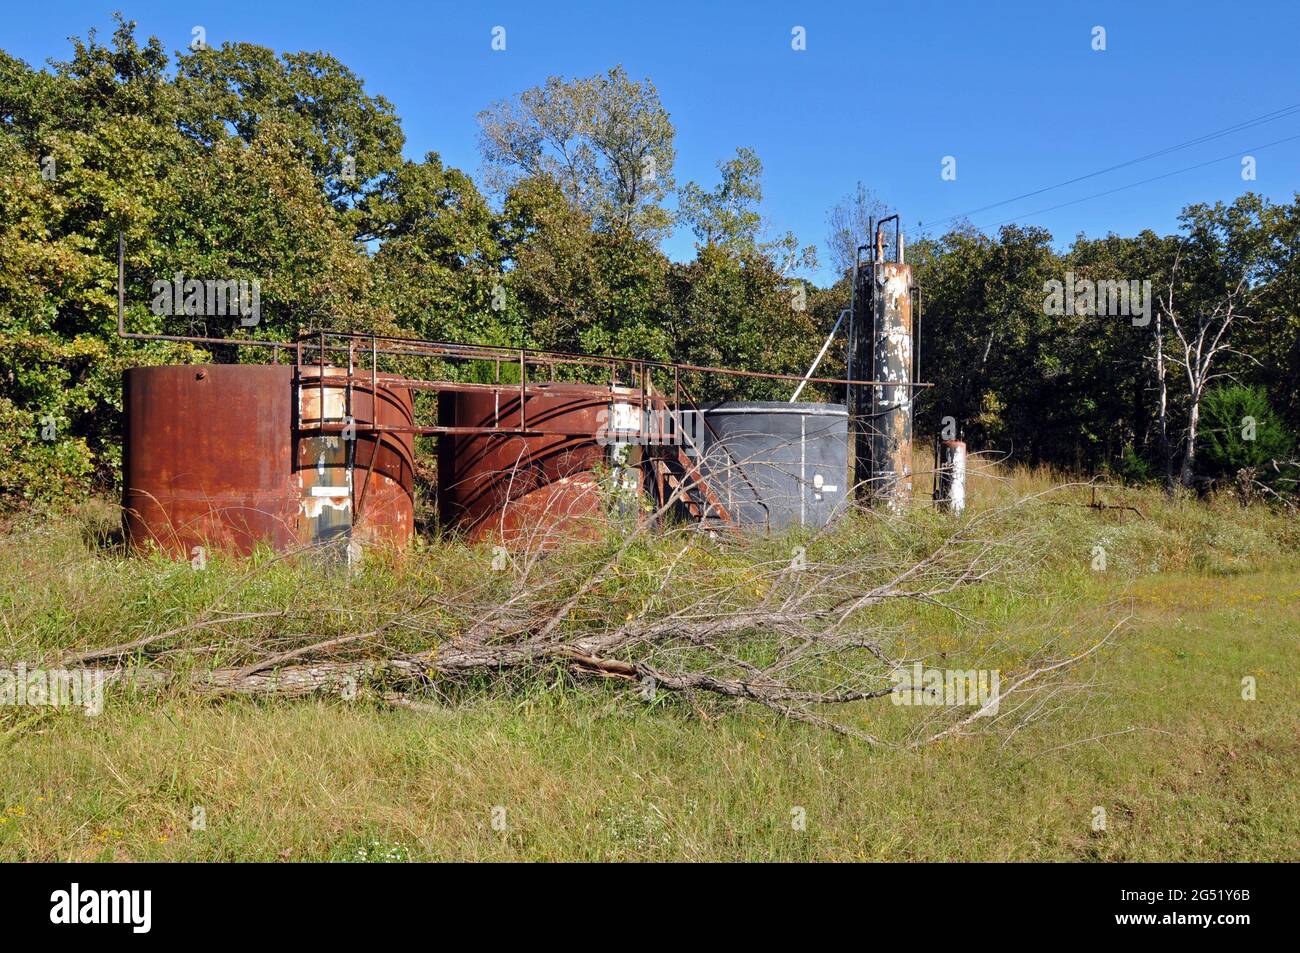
825,182,891,279
1159,250,1258,488
1152,259,1176,494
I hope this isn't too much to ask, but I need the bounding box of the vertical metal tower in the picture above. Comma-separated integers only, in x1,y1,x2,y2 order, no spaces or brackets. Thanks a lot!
848,216,915,509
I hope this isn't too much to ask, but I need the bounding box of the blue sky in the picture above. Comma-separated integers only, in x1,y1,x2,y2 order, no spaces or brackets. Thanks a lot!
6,1,1298,285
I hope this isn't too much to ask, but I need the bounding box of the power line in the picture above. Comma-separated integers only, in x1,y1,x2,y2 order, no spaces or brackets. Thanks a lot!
923,101,1300,230
982,130,1300,229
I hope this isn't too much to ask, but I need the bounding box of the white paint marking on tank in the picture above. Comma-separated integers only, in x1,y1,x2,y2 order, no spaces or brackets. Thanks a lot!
310,486,351,497
813,473,839,495
884,273,909,302
300,496,351,518
610,401,639,433
800,416,806,526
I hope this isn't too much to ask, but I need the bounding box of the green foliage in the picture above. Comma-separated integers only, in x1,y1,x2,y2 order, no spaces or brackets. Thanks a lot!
478,66,676,240
678,147,764,252
0,393,94,511
1200,384,1293,478
666,244,819,400
678,146,815,276
155,122,390,339
175,41,404,240
500,175,673,361
369,153,507,344
911,224,1067,459
0,17,405,508
2,14,1297,514
2,476,1298,860
1112,445,1154,485
912,199,1300,482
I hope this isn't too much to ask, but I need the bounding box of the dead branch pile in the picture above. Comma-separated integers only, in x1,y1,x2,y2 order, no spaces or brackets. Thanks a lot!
27,480,1123,747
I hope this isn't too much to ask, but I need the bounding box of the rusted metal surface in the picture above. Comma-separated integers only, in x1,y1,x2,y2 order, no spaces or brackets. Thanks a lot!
850,217,915,510
348,380,417,546
295,367,415,550
123,365,300,556
869,260,914,509
116,234,933,546
123,364,415,557
437,383,641,546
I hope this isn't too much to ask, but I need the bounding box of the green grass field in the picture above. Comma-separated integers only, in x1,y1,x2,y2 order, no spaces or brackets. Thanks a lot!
1,463,1297,861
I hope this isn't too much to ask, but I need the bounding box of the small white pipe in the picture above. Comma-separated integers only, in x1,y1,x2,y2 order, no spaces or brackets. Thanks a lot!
939,441,967,514
790,309,849,403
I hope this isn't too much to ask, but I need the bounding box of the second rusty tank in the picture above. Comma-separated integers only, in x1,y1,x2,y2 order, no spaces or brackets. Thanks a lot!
436,383,642,545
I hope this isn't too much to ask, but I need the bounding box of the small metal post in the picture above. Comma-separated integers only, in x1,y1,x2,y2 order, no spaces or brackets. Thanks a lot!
318,330,326,429
936,440,967,514
519,350,526,431
347,341,354,421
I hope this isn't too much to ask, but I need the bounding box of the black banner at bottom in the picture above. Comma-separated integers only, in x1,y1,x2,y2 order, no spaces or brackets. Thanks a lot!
0,861,1285,940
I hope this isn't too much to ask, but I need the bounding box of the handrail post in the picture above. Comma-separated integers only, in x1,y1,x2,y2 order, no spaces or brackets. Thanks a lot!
519,349,526,431
318,330,325,430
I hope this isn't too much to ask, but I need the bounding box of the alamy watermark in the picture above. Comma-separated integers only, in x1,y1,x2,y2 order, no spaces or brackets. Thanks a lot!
891,663,1000,714
1,663,107,716
1043,272,1151,326
151,272,261,326
50,883,151,933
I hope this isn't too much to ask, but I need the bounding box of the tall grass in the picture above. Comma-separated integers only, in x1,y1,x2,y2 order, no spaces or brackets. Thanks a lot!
0,464,1296,860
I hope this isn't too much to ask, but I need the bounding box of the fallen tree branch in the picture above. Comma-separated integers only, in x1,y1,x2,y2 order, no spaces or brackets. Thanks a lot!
18,486,1123,747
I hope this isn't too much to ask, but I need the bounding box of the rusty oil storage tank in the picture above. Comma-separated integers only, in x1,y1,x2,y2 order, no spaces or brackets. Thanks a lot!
296,365,416,550
123,364,415,556
437,383,641,545
696,401,849,531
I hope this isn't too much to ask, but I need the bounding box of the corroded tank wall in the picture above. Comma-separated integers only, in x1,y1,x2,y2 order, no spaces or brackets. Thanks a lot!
698,401,849,531
437,383,640,545
124,365,297,555
296,367,416,550
123,364,414,557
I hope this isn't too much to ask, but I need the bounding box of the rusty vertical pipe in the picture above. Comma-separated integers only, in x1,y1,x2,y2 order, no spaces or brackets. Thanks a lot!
869,261,914,509
861,217,913,510
851,218,913,508
849,252,874,494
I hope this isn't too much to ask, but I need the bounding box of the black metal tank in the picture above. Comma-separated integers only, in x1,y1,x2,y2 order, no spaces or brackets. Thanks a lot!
696,401,849,531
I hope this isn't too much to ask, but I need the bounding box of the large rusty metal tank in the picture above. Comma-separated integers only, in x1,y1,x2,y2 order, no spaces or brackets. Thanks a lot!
437,383,641,545
123,364,414,557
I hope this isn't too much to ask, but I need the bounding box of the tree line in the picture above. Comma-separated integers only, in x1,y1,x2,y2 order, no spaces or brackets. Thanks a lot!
1,16,1295,510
